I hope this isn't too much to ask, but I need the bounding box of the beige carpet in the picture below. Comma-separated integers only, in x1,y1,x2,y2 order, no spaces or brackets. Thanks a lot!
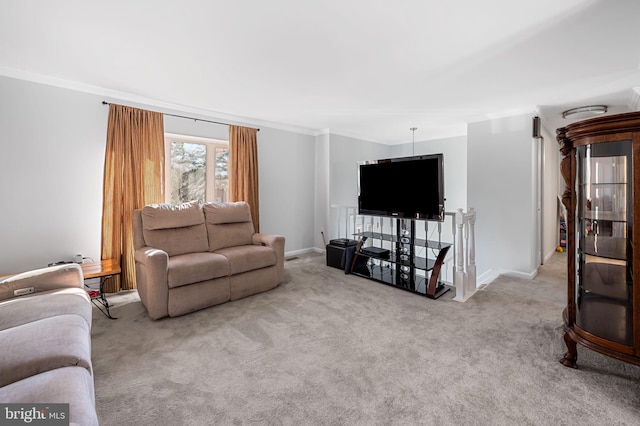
91,253,640,425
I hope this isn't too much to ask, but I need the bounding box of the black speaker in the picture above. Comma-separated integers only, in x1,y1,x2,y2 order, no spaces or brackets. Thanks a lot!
326,244,347,269
533,116,541,138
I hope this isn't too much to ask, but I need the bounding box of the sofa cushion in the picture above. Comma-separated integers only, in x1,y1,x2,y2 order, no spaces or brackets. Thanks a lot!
142,202,209,256
203,202,254,251
215,245,276,275
0,366,98,426
143,224,209,257
142,201,203,230
0,287,91,332
229,267,278,301
168,277,230,318
0,314,92,387
167,252,231,288
0,263,83,303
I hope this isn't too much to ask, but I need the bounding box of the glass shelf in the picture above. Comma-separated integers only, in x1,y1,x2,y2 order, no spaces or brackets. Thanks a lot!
579,182,627,186
580,211,627,222
351,263,449,298
580,258,630,300
580,152,628,183
577,294,632,345
353,250,438,271
581,236,627,260
352,231,452,251
578,187,627,220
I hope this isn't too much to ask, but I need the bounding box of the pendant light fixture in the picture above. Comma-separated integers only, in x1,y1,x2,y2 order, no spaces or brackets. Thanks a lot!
410,127,417,156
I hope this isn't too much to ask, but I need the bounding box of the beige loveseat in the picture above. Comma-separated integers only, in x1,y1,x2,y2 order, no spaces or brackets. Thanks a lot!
133,201,285,320
0,264,98,426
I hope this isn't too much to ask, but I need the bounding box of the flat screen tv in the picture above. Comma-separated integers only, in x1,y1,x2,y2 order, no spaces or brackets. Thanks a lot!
358,154,445,221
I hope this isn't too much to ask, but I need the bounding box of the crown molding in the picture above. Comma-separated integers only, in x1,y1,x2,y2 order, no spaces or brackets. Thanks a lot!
630,87,640,111
314,128,332,136
0,66,318,137
310,127,388,144
323,129,388,145
465,105,538,123
533,105,543,117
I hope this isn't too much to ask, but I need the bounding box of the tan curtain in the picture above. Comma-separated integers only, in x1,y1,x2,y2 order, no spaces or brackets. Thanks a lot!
101,104,164,292
229,125,260,232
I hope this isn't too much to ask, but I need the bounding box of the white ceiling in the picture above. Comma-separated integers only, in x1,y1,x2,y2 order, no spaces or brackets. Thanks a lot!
1,0,639,144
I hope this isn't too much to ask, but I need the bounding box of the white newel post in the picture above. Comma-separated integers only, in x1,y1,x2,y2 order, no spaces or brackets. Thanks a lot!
451,214,457,287
466,208,477,294
454,208,467,301
453,207,478,302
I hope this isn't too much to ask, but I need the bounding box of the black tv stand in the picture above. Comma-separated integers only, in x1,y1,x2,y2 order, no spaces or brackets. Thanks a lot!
349,218,451,299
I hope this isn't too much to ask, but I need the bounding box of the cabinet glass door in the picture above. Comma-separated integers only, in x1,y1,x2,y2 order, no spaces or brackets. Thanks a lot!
575,140,633,345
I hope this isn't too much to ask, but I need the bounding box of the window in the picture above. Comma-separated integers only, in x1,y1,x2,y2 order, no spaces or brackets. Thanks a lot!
164,133,229,204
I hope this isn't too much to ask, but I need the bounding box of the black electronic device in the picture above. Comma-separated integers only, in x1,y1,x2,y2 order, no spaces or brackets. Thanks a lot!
48,261,73,267
360,247,390,258
329,238,358,247
357,154,445,221
533,116,541,138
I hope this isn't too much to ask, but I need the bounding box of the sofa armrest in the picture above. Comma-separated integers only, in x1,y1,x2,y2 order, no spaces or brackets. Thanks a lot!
0,263,83,302
252,233,285,283
134,247,169,320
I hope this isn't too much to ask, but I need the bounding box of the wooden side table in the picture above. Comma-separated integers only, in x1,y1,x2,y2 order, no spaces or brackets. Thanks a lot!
81,259,120,320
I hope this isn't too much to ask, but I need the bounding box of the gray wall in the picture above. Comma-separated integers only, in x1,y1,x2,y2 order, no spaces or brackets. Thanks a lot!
467,113,537,282
164,115,229,141
314,133,330,249
0,76,316,272
540,122,561,263
0,77,107,271
329,134,391,208
327,133,390,241
258,127,316,253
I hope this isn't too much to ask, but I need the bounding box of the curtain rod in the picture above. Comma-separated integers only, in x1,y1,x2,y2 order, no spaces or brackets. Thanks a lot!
101,101,259,131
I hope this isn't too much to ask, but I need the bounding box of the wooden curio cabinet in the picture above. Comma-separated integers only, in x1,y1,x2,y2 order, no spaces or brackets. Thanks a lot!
557,111,640,368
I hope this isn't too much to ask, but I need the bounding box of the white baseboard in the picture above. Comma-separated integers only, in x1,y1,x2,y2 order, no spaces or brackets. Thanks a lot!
477,266,540,285
285,247,323,258
501,268,539,280
543,249,557,264
477,269,500,286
